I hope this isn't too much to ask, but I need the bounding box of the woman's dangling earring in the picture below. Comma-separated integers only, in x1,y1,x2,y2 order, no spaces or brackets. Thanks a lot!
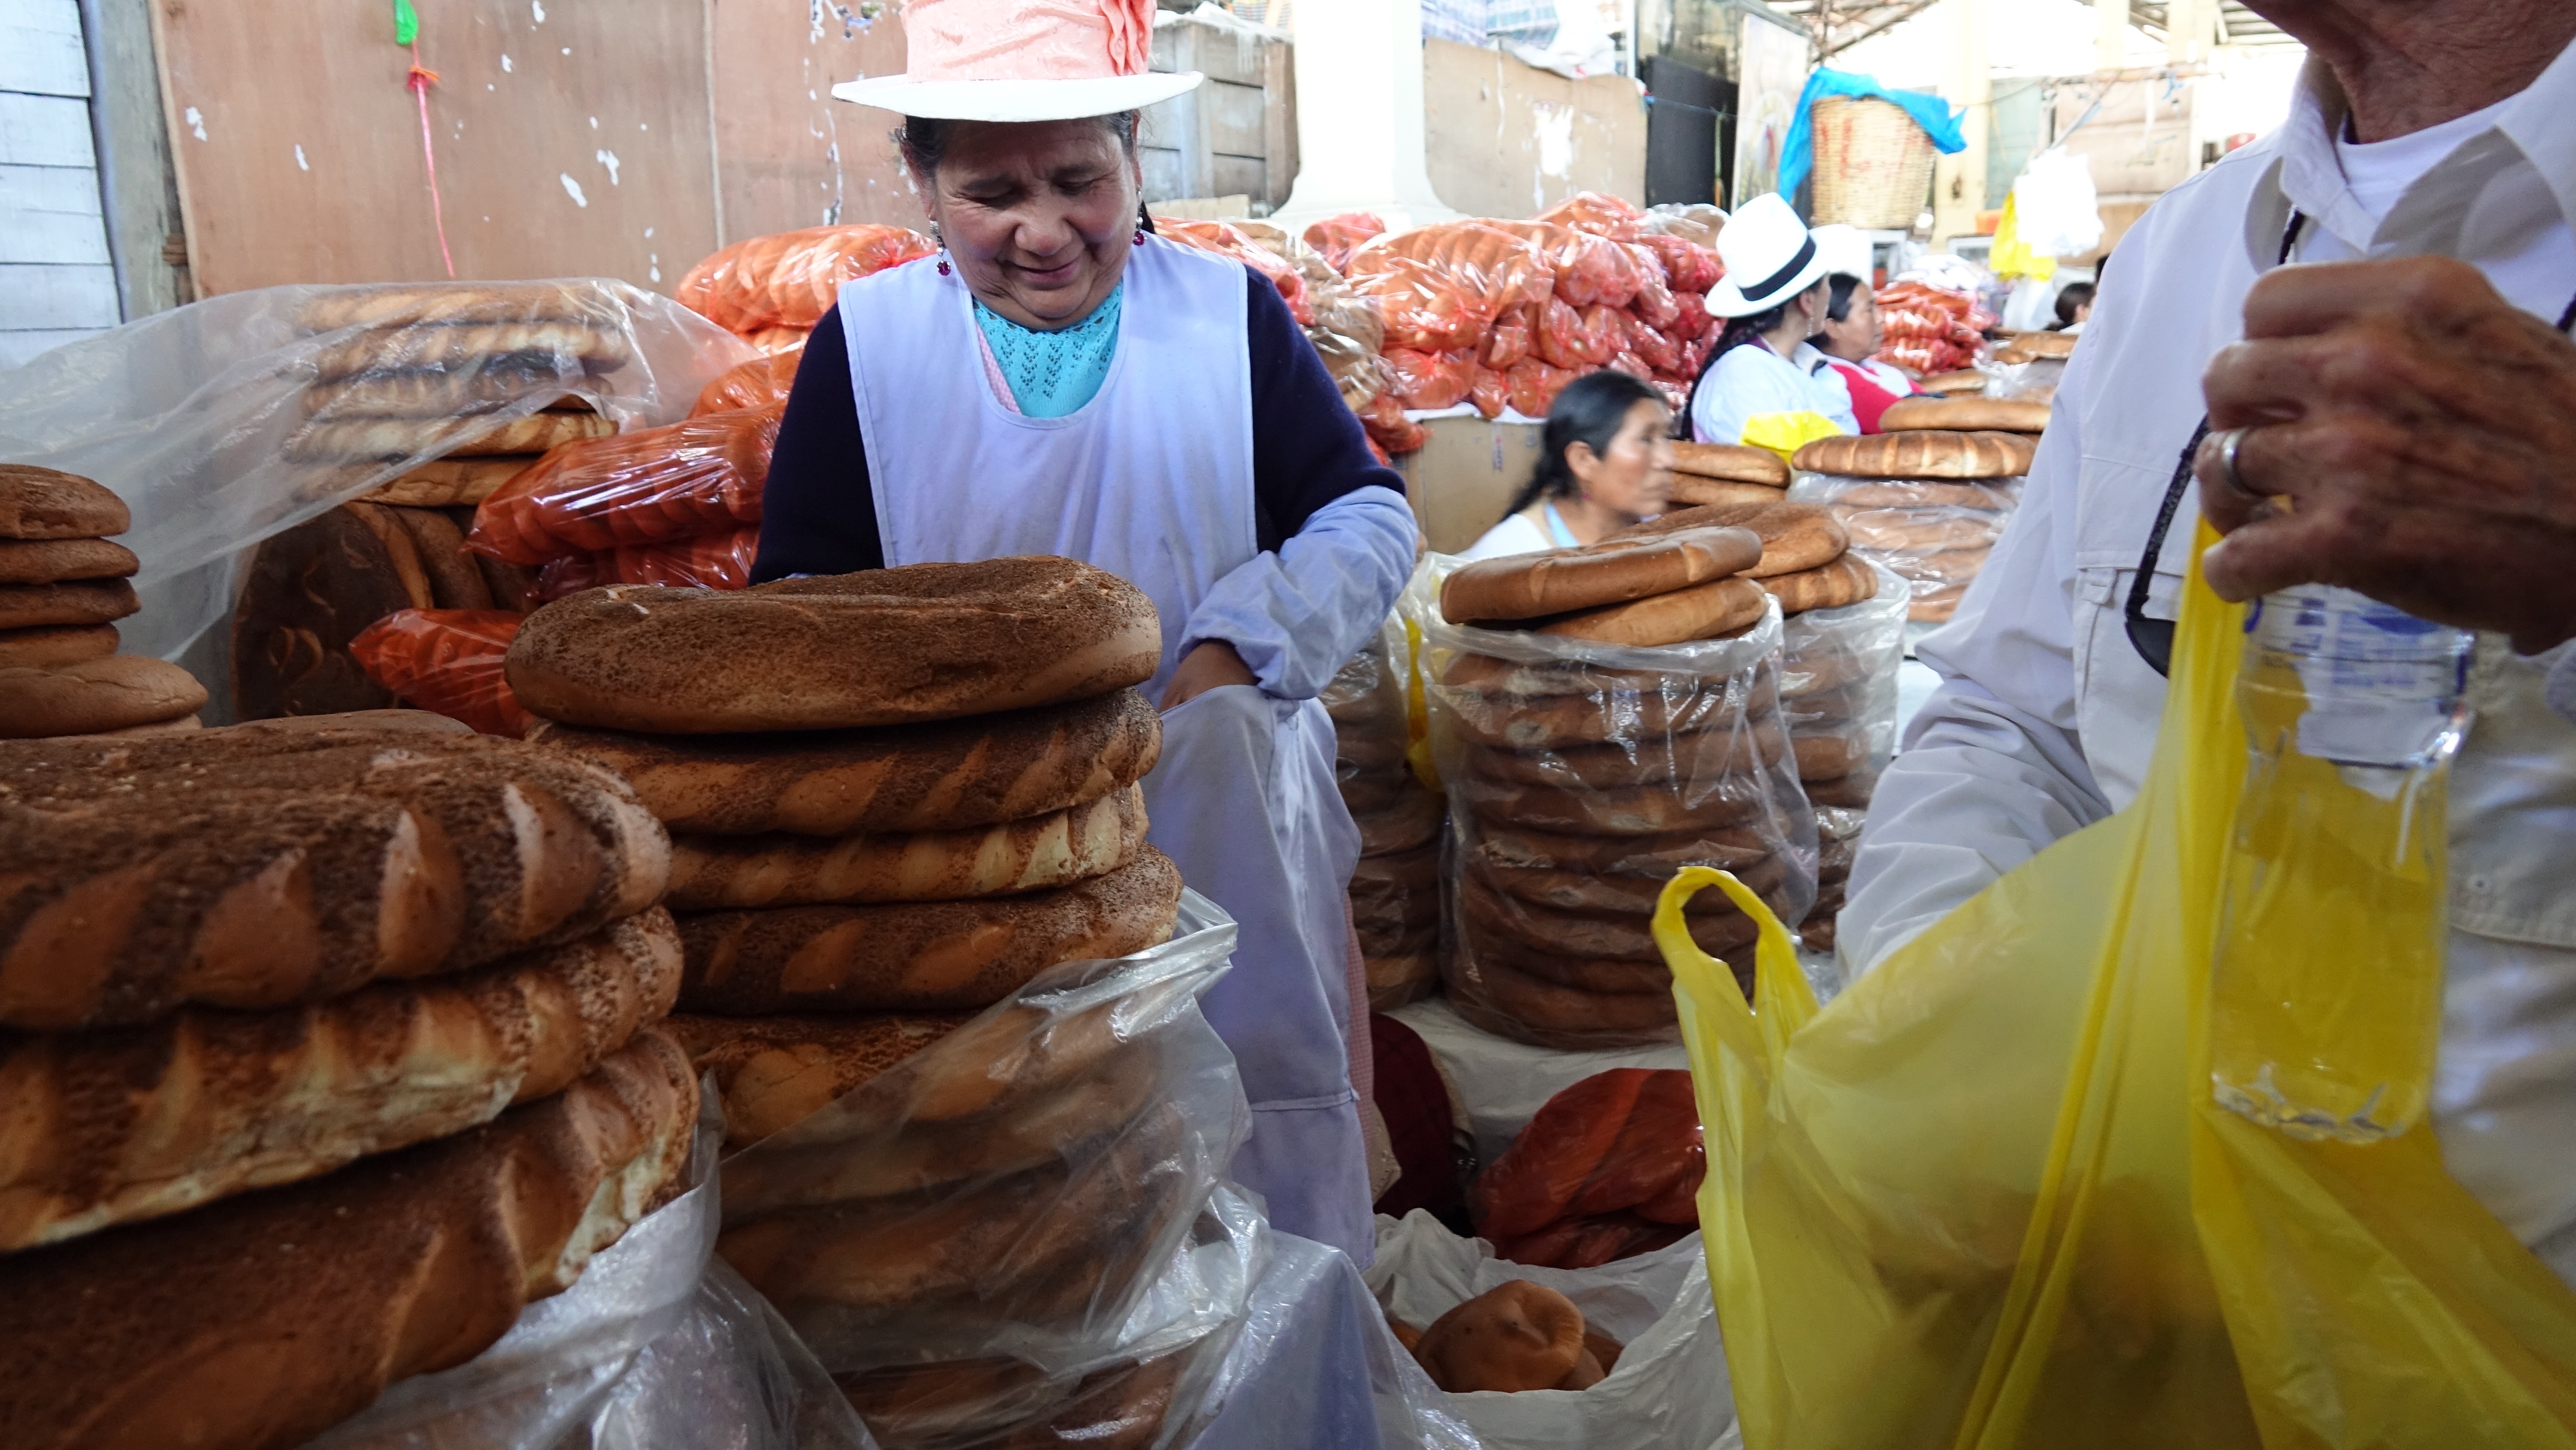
933,221,950,276
1132,228,1146,246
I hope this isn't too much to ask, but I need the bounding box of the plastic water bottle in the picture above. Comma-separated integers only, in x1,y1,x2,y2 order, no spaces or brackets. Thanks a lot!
2207,585,2473,1143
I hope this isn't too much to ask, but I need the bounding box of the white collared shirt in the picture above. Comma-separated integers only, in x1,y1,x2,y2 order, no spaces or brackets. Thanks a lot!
1689,338,1860,445
1843,42,2576,1283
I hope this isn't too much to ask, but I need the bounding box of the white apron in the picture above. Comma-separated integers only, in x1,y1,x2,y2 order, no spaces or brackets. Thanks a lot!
839,238,1375,1259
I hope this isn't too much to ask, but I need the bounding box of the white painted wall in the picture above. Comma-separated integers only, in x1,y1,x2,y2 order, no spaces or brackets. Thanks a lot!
0,0,117,368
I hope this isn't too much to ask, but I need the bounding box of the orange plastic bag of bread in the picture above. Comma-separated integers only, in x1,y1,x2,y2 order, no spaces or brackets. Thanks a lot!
1504,359,1575,419
692,346,804,417
1481,306,1534,371
1303,211,1386,271
349,607,533,735
1157,218,1312,325
1385,347,1477,411
676,225,936,336
1625,249,1681,329
1533,297,1621,371
1537,191,1646,243
1638,234,1721,294
1472,1069,1703,1271
1478,220,1635,309
1362,393,1430,456
1468,367,1511,420
535,527,761,601
468,405,781,565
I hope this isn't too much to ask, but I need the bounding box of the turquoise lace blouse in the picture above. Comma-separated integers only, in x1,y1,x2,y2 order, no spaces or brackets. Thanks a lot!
972,283,1124,418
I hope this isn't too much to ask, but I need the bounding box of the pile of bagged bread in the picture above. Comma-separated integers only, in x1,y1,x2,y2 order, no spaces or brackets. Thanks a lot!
0,466,208,740
509,556,1203,1447
0,716,688,1450
1324,627,1447,1009
1429,522,1804,1047
1607,497,1898,950
1789,407,2043,624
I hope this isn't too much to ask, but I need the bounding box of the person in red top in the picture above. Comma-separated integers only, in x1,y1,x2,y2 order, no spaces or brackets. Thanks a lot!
1808,270,1920,433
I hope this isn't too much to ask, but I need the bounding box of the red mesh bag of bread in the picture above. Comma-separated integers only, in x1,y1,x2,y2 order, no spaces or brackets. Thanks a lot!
1638,234,1722,294
1473,1070,1704,1242
1481,306,1534,371
1478,220,1633,309
1504,358,1574,418
1627,318,1683,375
1157,218,1313,325
692,346,805,418
1303,211,1386,271
1669,290,1713,343
1532,297,1618,371
1347,223,1554,351
676,225,936,334
1346,254,1490,354
1536,191,1646,243
1625,245,1681,328
1385,347,1477,411
1608,350,1654,380
1361,393,1429,455
1468,366,1510,420
467,405,781,565
534,526,761,600
349,608,533,736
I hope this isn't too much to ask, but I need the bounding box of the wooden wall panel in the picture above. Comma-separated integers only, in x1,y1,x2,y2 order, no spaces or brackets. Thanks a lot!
151,0,718,295
707,0,916,242
1423,38,1647,221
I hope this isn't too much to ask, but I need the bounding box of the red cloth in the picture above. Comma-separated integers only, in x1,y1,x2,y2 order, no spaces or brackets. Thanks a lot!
1370,1013,1467,1224
1822,356,1917,435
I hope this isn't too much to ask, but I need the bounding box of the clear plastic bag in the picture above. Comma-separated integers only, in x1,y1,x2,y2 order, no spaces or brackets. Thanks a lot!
1368,1212,1732,1450
693,346,806,418
709,892,1261,1449
1326,624,1449,1011
1785,475,2022,624
1347,224,1555,354
1157,219,1313,326
675,226,938,336
1384,348,1478,411
1534,192,1646,244
349,607,534,736
1776,557,1908,805
1411,555,1818,1050
0,282,750,664
1302,212,1388,272
1475,220,1636,310
1640,203,1724,248
1360,395,1430,457
469,407,781,566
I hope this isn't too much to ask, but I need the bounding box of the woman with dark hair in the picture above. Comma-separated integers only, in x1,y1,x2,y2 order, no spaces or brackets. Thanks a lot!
1810,268,1921,434
1685,194,1858,456
1457,371,1674,560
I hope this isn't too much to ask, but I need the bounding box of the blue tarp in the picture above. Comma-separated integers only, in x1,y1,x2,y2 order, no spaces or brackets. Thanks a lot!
1776,67,1969,207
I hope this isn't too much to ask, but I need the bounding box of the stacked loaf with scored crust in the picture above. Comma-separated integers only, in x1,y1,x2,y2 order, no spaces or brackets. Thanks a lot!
515,556,1205,1448
1323,627,1447,1009
1431,529,1806,1047
1665,439,1793,509
0,717,694,1450
1788,429,2037,624
0,466,209,740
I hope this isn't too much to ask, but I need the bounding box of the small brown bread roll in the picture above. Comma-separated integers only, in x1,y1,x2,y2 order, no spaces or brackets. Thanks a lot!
231,507,430,719
1793,430,2036,480
1413,1281,1589,1394
358,455,541,508
0,538,138,586
665,784,1148,909
1876,396,2051,434
1669,475,1791,508
0,1032,697,1450
1608,500,1847,578
0,578,139,629
1825,480,2014,511
311,318,634,381
531,689,1161,837
1531,575,1770,648
1761,554,1881,615
0,466,129,540
0,623,117,669
676,847,1183,1014
507,559,1162,733
0,910,681,1250
1795,731,1871,782
1441,526,1763,625
0,656,207,739
1668,440,1792,485
379,504,496,611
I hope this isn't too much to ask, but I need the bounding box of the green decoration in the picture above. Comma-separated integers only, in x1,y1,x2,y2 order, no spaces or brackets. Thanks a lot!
393,0,419,45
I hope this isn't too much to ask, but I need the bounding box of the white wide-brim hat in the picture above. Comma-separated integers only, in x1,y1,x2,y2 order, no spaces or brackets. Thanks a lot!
831,0,1202,123
1708,193,1835,318
1811,223,1876,284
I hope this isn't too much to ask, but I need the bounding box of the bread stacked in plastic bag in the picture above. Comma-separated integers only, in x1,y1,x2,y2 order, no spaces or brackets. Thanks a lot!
1667,438,1795,508
1988,326,2076,401
513,557,1260,1447
0,466,207,739
1421,528,1818,1048
1323,616,1446,1009
1788,427,2039,624
0,715,696,1449
1608,499,1905,950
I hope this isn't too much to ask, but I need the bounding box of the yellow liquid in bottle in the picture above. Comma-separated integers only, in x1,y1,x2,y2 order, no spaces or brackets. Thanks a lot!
2207,654,2448,1143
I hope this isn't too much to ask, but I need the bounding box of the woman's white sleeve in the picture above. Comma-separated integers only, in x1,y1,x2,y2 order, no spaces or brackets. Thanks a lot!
1180,484,1417,701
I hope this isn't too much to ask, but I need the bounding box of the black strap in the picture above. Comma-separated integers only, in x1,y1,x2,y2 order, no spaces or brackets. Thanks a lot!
1738,235,1819,309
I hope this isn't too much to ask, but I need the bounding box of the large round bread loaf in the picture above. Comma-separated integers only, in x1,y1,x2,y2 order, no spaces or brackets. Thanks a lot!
676,847,1183,1014
0,1031,697,1450
667,785,1147,908
0,465,129,540
1669,475,1791,508
293,281,625,333
1823,480,2013,511
285,409,612,463
1442,673,1767,750
231,507,428,720
1876,396,2051,434
1530,574,1769,647
1837,511,2003,554
1355,786,1446,854
507,558,1162,733
1449,773,1771,836
1792,430,2036,479
1449,954,1680,1046
310,318,633,381
0,655,207,739
663,1010,972,1150
532,688,1161,836
1455,718,1786,789
1608,500,1847,578
1468,820,1772,875
1439,526,1762,625
1760,554,1881,614
1668,441,1791,485
1458,868,1775,962
0,728,670,1028
0,910,680,1251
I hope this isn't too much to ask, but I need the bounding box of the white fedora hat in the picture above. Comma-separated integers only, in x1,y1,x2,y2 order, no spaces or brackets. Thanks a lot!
1811,223,1875,283
1708,193,1834,318
832,0,1202,122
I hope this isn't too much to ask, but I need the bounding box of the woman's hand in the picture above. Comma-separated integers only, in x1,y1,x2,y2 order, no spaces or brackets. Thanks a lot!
1161,640,1257,709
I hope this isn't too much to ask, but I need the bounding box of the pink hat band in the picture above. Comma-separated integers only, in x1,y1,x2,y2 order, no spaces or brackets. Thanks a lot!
901,0,1153,83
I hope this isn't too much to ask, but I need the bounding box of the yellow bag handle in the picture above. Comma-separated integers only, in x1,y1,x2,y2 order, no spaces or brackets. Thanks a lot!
1654,866,1814,1075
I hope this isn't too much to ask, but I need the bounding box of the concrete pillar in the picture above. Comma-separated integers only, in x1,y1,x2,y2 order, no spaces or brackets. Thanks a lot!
2165,0,2214,64
2096,0,2130,72
1931,0,1990,249
1271,0,1456,230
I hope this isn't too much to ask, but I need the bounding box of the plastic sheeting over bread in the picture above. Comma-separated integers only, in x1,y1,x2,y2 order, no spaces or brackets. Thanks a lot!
0,282,751,663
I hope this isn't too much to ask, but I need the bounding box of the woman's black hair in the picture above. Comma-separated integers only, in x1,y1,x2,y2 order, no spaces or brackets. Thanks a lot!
2051,280,2096,329
1504,370,1666,518
895,110,1142,180
1825,273,1863,323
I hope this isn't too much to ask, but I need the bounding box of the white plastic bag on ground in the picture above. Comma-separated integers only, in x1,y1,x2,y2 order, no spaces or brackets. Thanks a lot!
1366,1211,1733,1450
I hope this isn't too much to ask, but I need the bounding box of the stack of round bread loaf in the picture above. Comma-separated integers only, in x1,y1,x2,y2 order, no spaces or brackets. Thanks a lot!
1430,527,1808,1048
1788,426,2039,624
0,466,209,740
511,557,1203,1449
1666,438,1793,509
0,715,693,1450
1324,628,1446,1009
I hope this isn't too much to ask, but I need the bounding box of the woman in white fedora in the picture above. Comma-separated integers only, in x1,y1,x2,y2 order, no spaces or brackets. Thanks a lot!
752,0,1416,1262
1685,193,1859,458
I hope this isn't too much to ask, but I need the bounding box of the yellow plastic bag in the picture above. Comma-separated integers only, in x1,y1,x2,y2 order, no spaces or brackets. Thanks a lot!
1658,523,2576,1448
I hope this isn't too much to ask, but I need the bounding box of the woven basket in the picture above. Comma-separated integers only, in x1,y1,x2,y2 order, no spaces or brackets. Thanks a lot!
1809,96,1937,230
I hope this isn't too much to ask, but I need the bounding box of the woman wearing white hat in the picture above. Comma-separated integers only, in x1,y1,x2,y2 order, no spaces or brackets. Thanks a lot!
752,0,1417,1262
1685,193,1859,457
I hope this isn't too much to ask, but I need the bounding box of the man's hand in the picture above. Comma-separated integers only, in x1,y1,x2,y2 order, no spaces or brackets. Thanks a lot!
1160,639,1257,709
2194,256,2576,653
